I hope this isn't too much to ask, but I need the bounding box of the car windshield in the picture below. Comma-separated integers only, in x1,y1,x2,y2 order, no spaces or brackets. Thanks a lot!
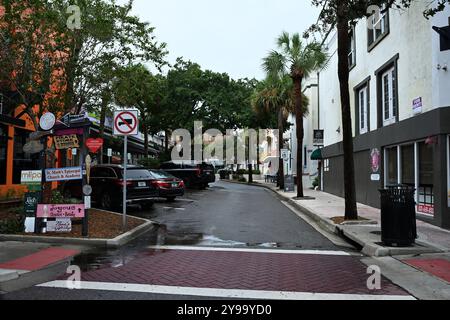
149,170,176,179
121,169,153,180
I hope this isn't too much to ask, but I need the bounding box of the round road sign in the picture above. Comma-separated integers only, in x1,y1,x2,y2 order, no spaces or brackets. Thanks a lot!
40,113,56,131
83,185,93,196
114,111,138,136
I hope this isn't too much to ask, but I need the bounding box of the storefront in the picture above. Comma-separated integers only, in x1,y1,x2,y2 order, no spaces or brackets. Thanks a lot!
321,107,450,229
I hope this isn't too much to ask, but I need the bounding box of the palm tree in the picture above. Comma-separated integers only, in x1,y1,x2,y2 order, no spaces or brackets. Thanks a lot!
263,32,327,198
251,75,309,189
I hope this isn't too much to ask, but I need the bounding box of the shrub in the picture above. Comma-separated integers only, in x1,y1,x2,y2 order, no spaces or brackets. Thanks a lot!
312,177,319,188
0,211,25,234
138,157,161,169
238,177,247,183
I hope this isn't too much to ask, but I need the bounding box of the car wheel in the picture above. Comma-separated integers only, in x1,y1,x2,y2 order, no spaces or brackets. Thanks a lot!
101,192,113,210
166,197,176,202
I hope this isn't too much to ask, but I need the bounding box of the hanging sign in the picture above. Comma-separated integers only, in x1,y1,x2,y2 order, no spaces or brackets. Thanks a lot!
313,130,324,145
36,204,85,218
54,134,80,150
86,138,104,153
45,167,82,182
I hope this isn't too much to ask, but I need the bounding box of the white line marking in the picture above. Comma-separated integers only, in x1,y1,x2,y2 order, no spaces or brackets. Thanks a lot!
175,198,197,202
38,281,415,300
146,245,351,256
162,207,186,211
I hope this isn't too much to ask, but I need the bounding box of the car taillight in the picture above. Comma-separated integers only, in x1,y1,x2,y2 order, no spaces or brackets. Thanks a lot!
196,167,202,177
115,180,133,187
179,180,185,188
152,181,171,188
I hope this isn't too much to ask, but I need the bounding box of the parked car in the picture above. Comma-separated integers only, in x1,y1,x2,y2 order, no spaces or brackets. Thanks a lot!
159,161,216,189
62,165,158,210
148,169,185,202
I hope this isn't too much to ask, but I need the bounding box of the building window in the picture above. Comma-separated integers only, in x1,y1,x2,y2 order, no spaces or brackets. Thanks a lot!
348,27,356,69
386,147,398,186
368,5,389,50
12,128,40,185
0,124,8,185
401,144,415,186
417,141,434,215
382,67,397,126
324,159,330,172
359,86,369,134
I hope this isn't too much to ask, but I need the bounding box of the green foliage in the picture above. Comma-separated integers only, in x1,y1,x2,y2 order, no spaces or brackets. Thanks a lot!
0,211,25,234
50,190,79,205
138,157,161,169
312,177,320,188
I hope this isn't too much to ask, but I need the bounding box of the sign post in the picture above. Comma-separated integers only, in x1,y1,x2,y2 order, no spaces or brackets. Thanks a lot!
113,110,139,232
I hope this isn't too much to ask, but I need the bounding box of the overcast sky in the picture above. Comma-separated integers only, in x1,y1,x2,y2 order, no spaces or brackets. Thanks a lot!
122,0,320,80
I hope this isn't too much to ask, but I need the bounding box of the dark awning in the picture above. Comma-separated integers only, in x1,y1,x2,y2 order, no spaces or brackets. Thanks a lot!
311,148,323,160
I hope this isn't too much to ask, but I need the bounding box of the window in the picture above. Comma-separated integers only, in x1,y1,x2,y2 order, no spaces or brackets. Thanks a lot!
0,124,8,185
358,86,369,134
401,144,415,186
418,141,434,215
323,159,330,172
386,147,398,186
368,5,389,49
12,128,40,184
382,67,397,126
348,27,356,68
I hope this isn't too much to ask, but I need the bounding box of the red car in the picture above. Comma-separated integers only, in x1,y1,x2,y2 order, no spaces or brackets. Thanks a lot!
148,170,185,202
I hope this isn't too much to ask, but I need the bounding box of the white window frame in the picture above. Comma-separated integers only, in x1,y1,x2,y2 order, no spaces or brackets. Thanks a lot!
382,67,396,126
369,4,388,44
348,27,356,68
359,86,368,134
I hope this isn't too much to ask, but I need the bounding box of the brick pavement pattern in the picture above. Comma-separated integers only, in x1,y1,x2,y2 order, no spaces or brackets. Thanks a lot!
64,249,409,296
404,258,450,284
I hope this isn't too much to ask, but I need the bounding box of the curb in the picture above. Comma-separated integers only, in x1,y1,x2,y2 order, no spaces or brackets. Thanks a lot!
0,211,157,248
222,179,444,257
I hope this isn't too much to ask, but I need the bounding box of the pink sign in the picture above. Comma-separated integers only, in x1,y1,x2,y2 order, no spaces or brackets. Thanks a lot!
54,128,84,136
36,204,85,218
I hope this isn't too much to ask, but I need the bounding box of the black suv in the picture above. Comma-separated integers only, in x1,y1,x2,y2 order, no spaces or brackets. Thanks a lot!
62,165,158,210
159,161,216,189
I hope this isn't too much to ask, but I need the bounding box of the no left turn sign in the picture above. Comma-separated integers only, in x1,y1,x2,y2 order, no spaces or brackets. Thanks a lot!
113,110,139,136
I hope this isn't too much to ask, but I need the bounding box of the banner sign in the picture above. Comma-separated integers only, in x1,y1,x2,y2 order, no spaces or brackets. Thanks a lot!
36,204,85,218
417,204,434,216
46,219,72,233
284,175,295,193
45,167,82,182
54,134,80,150
24,192,41,217
86,138,104,153
413,97,423,114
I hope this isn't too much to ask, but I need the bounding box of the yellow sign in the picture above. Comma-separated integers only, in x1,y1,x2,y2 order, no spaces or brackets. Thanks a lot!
54,135,80,150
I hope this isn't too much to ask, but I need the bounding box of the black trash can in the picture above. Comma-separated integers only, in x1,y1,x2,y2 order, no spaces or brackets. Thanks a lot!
379,185,417,247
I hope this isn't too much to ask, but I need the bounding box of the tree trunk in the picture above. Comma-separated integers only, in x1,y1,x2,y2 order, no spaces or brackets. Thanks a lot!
294,76,304,198
337,0,358,220
165,129,170,153
277,107,285,189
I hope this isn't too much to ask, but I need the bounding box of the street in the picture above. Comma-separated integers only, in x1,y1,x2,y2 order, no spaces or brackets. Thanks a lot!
2,181,412,300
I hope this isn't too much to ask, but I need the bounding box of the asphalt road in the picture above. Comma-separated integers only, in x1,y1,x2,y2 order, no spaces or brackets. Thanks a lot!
2,181,410,300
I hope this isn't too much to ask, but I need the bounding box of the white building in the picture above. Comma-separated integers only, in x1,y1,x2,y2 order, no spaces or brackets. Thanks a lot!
314,2,450,229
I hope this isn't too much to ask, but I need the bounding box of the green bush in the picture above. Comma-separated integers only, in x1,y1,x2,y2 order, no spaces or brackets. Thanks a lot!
238,177,247,183
312,177,319,188
138,157,161,169
0,212,25,234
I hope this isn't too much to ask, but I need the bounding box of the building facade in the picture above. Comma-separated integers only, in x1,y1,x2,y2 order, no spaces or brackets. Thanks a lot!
317,2,450,228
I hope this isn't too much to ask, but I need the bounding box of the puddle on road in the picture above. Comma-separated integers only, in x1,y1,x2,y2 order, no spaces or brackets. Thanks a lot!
72,224,307,272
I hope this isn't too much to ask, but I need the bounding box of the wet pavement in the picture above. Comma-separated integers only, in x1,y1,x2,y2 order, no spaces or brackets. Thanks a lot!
1,181,413,300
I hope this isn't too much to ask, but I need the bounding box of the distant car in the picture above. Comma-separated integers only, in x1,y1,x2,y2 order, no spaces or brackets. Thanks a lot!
148,170,185,202
159,161,216,189
62,165,158,210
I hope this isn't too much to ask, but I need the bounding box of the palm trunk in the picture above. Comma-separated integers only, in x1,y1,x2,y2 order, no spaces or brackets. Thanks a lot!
277,107,285,189
294,76,304,198
337,0,358,220
98,91,109,164
143,123,149,159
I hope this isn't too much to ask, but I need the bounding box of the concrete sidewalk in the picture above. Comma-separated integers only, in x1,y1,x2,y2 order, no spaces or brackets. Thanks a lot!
250,179,450,256
0,241,81,294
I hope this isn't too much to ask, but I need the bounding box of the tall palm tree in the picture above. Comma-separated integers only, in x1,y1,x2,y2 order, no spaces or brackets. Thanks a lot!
263,32,327,198
251,75,309,189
